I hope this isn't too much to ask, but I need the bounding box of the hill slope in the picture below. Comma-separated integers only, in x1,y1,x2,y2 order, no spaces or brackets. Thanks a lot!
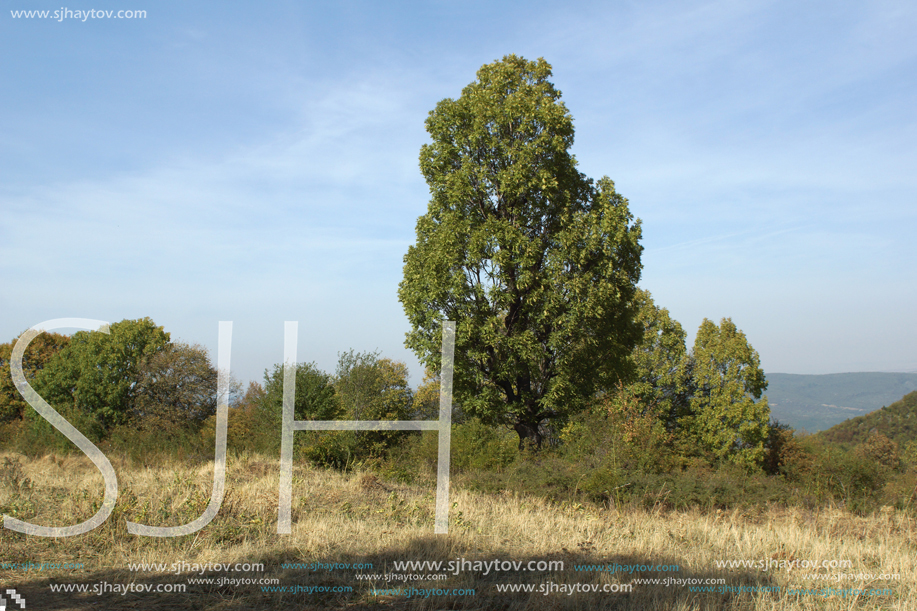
765,372,917,432
817,390,917,447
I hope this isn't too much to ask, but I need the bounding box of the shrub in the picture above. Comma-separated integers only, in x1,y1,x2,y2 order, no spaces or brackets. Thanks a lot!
856,433,901,473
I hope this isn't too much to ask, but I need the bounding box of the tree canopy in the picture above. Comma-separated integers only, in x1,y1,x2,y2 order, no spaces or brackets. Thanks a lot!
334,350,414,449
131,341,223,428
399,55,643,447
683,318,770,467
620,298,771,468
0,331,70,423
31,318,170,438
261,361,340,422
625,289,691,425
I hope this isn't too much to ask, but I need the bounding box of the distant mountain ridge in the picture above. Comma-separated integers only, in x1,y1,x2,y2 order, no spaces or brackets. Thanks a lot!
765,372,917,433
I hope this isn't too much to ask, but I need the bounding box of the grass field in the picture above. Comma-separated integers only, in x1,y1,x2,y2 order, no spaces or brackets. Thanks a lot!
0,450,913,610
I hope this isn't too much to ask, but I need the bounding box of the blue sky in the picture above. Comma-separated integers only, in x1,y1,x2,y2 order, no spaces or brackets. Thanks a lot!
2,0,915,386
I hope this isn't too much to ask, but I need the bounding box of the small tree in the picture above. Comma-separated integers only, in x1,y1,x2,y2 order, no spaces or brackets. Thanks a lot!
683,318,770,468
261,361,340,422
253,361,340,462
0,331,70,423
131,342,224,429
334,351,413,447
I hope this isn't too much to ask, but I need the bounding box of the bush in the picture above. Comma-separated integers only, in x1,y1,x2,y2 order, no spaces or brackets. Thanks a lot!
108,419,211,464
18,402,107,454
375,419,517,485
451,419,517,472
857,433,901,473
779,436,888,513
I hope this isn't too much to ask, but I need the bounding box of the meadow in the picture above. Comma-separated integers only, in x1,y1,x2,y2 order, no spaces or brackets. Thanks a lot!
1,450,912,610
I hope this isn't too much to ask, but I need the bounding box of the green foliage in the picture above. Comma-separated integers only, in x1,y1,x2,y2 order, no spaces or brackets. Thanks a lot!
386,419,518,480
817,445,890,513
556,394,660,505
625,463,791,511
119,341,236,463
399,54,643,447
0,331,70,423
208,362,339,458
333,351,413,451
334,351,413,423
763,433,896,512
262,361,341,422
252,352,415,470
384,386,913,514
683,318,770,469
5,319,229,461
762,420,798,476
450,419,518,472
31,317,170,438
256,361,341,464
562,387,675,475
625,290,692,427
615,298,770,469
21,395,112,453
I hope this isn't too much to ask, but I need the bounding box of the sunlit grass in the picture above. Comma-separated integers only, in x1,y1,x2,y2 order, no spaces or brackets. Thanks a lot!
1,450,912,610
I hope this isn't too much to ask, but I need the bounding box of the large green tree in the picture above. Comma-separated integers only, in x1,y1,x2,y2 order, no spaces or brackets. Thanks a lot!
399,55,643,447
32,317,170,437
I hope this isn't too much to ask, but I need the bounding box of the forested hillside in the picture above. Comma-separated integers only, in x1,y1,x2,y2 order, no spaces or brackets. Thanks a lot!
765,372,917,432
818,390,917,448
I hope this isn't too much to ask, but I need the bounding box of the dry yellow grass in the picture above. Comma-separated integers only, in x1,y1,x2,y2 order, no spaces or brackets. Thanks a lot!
0,450,913,610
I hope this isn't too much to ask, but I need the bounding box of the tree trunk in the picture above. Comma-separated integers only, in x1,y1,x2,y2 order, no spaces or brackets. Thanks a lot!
514,419,543,450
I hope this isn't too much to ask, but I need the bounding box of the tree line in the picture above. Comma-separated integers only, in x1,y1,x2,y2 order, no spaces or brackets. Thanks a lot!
0,319,437,466
0,54,791,472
